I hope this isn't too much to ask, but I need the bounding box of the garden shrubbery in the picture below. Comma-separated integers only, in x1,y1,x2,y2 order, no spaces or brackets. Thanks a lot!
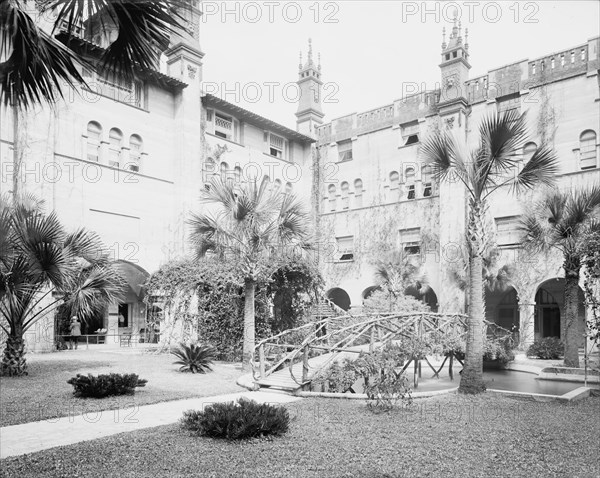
145,258,322,362
67,373,147,398
181,398,289,440
527,337,564,359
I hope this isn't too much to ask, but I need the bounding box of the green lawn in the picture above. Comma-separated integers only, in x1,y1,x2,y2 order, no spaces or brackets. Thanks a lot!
2,394,598,478
0,349,242,426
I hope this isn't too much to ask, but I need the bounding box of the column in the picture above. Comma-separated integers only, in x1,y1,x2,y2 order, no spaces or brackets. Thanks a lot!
518,297,536,348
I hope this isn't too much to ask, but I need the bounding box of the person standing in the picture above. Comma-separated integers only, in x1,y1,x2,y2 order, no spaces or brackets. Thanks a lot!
69,316,82,350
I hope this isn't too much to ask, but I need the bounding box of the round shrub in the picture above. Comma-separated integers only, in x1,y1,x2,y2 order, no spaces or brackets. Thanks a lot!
527,337,564,359
67,373,147,398
180,398,289,440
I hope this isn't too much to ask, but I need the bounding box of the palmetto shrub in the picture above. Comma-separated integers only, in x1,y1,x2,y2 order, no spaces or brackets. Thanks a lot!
181,398,289,440
527,337,564,360
171,343,216,373
67,373,147,398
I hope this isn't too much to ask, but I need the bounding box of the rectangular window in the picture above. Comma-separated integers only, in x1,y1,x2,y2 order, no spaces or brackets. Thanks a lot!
337,140,353,162
495,216,521,247
399,228,420,255
267,132,286,159
401,121,420,146
336,236,354,262
497,93,520,115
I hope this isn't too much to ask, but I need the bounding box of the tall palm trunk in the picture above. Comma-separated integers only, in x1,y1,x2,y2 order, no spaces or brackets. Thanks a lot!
242,278,256,371
0,328,28,377
563,256,581,367
459,253,486,393
460,199,487,394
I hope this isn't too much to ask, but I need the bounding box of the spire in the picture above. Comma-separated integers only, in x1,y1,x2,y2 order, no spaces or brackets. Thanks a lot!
299,51,303,71
318,52,321,71
442,27,447,49
451,10,458,38
307,38,313,65
458,21,462,44
465,28,469,50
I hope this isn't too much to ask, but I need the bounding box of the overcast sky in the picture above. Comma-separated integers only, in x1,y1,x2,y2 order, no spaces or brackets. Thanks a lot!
199,1,600,129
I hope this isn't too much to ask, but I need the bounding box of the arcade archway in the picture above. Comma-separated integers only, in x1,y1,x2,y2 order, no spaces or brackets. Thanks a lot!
535,278,586,342
327,287,352,311
405,286,439,312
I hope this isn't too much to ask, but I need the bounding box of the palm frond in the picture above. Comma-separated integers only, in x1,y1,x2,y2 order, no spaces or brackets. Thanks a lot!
510,145,559,193
0,2,85,109
478,109,528,173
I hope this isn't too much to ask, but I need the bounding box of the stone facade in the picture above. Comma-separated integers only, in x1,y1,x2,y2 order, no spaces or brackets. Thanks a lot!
313,21,599,349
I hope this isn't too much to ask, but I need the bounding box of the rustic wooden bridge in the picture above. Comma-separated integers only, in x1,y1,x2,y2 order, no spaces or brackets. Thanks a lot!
251,302,479,393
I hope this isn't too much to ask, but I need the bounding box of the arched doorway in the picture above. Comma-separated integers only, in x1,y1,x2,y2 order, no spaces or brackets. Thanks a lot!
113,261,150,337
405,286,439,312
327,288,351,311
486,286,520,335
362,286,382,301
535,278,586,342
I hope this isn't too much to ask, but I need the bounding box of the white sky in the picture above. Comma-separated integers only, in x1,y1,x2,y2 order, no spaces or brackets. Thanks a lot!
199,1,600,129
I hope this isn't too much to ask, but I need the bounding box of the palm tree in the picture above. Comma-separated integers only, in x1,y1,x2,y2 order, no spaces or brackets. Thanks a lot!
188,177,313,371
0,195,125,376
421,110,558,393
520,184,600,367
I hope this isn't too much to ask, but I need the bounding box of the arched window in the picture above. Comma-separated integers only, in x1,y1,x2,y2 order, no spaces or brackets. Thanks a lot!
354,179,363,208
234,166,242,183
405,167,415,200
86,121,102,162
108,128,123,168
421,165,432,197
128,134,142,172
523,142,537,162
580,130,597,169
220,162,229,182
285,182,293,194
341,181,349,209
389,171,399,190
328,184,337,212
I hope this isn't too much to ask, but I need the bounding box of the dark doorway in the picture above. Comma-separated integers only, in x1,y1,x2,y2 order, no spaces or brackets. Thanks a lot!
118,303,129,328
535,288,560,338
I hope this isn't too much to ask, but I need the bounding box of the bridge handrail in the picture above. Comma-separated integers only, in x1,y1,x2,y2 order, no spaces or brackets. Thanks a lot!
251,311,469,383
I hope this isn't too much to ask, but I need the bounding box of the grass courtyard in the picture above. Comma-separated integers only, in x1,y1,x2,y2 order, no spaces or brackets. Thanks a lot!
0,349,242,427
1,393,599,478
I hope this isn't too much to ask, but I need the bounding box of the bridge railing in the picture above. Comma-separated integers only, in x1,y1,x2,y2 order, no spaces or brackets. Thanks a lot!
251,312,471,385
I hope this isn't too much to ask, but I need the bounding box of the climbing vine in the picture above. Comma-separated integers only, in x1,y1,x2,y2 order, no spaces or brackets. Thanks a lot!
582,232,600,340
145,256,323,360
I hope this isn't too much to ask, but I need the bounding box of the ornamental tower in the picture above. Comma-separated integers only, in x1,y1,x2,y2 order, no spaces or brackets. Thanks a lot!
296,39,324,136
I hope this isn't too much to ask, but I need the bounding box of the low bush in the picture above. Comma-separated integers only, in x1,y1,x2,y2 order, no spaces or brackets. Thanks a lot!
483,337,516,365
527,337,564,359
171,343,216,373
181,398,289,440
67,373,147,398
313,359,359,393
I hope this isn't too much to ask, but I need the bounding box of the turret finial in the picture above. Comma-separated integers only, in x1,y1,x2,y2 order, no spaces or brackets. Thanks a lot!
318,52,321,71
442,26,447,49
465,28,469,50
308,38,313,64
299,51,303,70
452,9,458,37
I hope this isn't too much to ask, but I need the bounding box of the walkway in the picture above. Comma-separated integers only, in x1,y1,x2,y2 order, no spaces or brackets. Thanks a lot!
0,391,301,459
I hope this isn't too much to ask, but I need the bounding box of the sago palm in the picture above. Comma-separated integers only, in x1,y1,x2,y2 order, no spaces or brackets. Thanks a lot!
1,0,187,109
188,177,313,371
421,110,558,393
0,195,125,376
520,183,600,367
